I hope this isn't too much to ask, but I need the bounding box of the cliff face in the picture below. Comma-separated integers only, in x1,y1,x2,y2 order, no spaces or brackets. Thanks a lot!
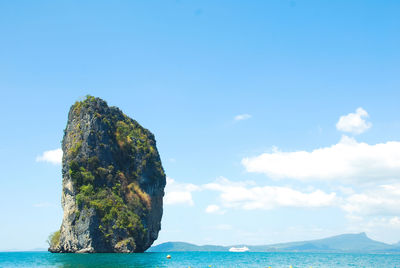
49,96,166,253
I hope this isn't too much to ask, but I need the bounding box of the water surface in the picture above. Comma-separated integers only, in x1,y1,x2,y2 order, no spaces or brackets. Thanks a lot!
1,251,400,267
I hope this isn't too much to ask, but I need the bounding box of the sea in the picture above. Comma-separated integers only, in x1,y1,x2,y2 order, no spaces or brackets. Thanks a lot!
1,251,400,268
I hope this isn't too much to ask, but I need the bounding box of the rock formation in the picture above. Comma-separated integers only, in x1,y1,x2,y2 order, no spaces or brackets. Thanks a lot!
49,96,166,253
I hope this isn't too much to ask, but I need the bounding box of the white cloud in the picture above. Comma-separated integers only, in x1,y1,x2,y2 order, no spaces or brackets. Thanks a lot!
336,107,372,134
234,114,252,121
389,217,400,226
205,204,225,214
242,136,400,183
342,184,400,216
204,177,336,210
340,184,400,243
205,204,220,213
36,148,62,165
164,177,200,206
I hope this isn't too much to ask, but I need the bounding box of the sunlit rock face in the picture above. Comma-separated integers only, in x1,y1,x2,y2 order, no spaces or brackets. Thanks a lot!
49,96,166,253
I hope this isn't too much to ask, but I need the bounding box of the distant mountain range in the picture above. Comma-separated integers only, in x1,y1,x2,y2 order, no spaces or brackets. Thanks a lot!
148,233,400,253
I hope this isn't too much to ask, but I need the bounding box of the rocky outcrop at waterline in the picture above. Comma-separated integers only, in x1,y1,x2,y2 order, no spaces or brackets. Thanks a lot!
49,96,166,253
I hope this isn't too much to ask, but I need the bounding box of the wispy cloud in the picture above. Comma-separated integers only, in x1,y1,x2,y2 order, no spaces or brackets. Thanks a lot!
164,177,201,206
204,177,336,210
36,148,62,165
336,107,372,134
164,176,337,211
342,184,400,217
234,114,252,121
205,204,225,214
164,176,400,229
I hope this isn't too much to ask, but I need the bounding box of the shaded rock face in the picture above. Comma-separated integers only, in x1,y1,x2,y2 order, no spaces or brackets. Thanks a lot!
49,96,166,253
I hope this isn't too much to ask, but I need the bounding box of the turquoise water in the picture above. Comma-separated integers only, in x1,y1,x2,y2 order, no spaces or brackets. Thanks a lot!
1,251,400,267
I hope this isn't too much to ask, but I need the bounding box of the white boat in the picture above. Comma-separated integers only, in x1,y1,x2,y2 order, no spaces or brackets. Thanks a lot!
229,246,249,252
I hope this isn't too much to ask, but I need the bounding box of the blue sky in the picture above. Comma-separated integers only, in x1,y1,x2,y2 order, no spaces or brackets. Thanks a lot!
1,0,400,250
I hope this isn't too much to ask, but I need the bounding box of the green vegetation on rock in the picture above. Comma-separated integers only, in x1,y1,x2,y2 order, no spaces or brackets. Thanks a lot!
49,95,166,253
47,231,60,248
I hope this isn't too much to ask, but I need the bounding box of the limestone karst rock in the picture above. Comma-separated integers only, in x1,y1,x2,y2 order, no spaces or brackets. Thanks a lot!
49,96,166,253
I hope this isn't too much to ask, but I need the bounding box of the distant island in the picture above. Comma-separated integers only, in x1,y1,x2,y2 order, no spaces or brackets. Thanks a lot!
148,233,400,253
